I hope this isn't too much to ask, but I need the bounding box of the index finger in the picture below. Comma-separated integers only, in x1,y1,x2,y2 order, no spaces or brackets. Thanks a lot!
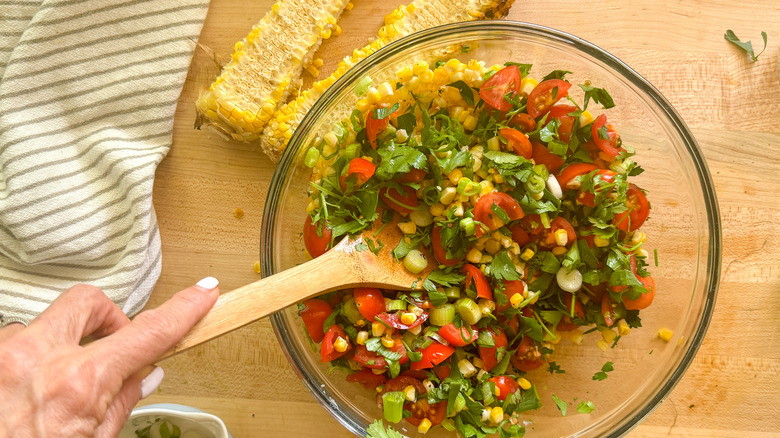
88,277,220,379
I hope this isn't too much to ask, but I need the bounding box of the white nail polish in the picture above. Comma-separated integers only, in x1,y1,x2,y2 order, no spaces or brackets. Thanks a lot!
196,277,219,290
140,366,164,399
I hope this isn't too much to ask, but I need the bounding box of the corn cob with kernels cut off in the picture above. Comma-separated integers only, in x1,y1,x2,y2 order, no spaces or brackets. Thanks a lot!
260,0,515,161
194,0,351,143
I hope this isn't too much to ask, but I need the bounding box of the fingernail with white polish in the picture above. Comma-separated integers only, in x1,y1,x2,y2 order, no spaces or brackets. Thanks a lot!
141,366,164,399
196,277,219,290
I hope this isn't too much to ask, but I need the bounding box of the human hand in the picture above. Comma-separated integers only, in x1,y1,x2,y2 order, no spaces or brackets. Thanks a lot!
0,278,220,438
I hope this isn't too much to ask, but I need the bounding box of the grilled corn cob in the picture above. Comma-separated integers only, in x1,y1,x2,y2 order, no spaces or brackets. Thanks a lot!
194,0,351,143
260,0,515,161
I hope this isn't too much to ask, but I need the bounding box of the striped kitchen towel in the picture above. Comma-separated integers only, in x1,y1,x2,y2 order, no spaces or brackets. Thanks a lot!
0,0,210,325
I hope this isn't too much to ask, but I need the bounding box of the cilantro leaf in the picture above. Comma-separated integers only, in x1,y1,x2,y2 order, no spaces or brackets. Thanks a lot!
592,361,614,381
376,146,427,180
577,400,595,414
423,268,466,292
551,394,567,416
489,251,521,281
396,111,417,134
542,70,572,81
724,29,768,62
447,80,476,106
373,102,400,120
579,84,615,110
366,419,408,438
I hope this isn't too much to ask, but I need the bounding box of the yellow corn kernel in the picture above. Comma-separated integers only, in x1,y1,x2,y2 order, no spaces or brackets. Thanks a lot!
596,339,609,351
568,328,584,345
658,327,673,342
471,356,484,369
397,221,417,235
312,58,324,68
463,115,478,131
366,86,381,104
306,65,319,77
333,336,348,352
448,168,464,185
417,418,432,434
520,248,535,261
345,1,353,10
396,65,413,81
381,336,395,348
552,246,568,256
253,260,261,274
430,203,445,217
372,367,386,375
400,312,417,325
490,406,504,424
440,186,457,205
356,331,369,345
617,319,631,336
579,110,594,126
520,77,538,96
601,328,617,343
593,234,610,247
412,61,429,75
494,385,501,397
510,293,523,309
487,136,500,151
466,248,483,264
372,321,386,337
378,81,394,97
404,385,417,402
356,99,369,112
485,239,501,255
631,231,647,244
517,377,532,390
554,229,569,246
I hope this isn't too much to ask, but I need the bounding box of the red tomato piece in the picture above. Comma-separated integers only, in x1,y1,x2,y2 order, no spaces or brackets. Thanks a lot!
527,79,572,118
531,141,565,174
556,163,598,189
432,224,463,266
602,294,617,328
546,104,578,143
366,104,399,148
508,224,531,247
346,368,388,390
539,216,576,248
354,287,386,320
434,364,451,381
384,375,426,393
614,183,650,232
624,274,656,310
497,280,525,312
473,192,525,237
379,186,418,214
498,127,532,159
479,65,522,112
462,263,493,300
510,112,536,132
577,169,617,207
591,114,621,157
303,216,332,258
353,341,409,369
299,298,333,343
410,342,455,370
375,311,428,330
488,376,521,401
407,400,448,427
339,157,376,191
321,325,351,363
510,335,544,372
438,323,478,347
478,328,508,371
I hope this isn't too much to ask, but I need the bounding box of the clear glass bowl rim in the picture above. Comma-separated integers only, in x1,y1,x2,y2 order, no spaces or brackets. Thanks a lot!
262,20,721,438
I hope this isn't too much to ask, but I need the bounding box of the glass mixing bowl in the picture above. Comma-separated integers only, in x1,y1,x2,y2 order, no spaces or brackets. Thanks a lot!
262,21,720,437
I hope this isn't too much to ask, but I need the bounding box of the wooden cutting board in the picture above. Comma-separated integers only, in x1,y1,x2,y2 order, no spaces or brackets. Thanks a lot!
140,0,780,436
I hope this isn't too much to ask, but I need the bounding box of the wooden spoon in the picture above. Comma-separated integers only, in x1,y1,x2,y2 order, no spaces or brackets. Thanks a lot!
160,220,432,359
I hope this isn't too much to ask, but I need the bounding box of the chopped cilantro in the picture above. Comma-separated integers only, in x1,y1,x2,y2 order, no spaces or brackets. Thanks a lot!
592,361,614,381
724,29,767,62
551,394,567,416
579,84,615,110
447,80,476,106
366,420,408,438
577,400,595,414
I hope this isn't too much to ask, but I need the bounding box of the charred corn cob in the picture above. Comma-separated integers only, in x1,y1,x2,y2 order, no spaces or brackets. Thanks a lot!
260,0,515,161
194,0,351,143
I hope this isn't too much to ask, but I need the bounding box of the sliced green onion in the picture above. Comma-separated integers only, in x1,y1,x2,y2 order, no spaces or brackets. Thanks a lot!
342,298,363,324
378,125,397,142
525,174,546,193
459,217,476,236
343,142,361,160
451,392,466,414
429,304,456,326
402,330,418,347
385,300,406,312
354,75,373,96
303,147,320,168
403,249,428,274
444,286,461,300
382,391,405,423
540,212,551,229
440,419,456,432
533,164,550,182
455,297,482,325
421,186,440,205
457,177,481,196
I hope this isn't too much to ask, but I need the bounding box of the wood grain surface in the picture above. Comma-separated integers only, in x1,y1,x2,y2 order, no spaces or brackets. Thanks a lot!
140,1,780,436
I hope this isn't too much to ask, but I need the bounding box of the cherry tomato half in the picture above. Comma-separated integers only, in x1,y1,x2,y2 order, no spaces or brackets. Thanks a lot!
591,114,621,157
624,274,655,310
353,340,409,369
527,79,572,118
510,335,544,372
303,216,332,258
379,186,418,214
577,169,617,207
531,141,565,174
407,399,448,427
498,127,532,159
410,342,455,370
478,328,508,371
539,216,576,248
556,163,598,189
479,65,522,112
438,323,478,347
602,294,617,328
473,192,525,237
366,104,399,148
510,112,536,132
339,157,375,191
299,298,332,343
346,368,388,390
488,376,521,401
354,287,386,321
321,325,351,363
497,280,525,312
547,104,578,144
463,263,493,300
375,311,429,330
614,183,650,232
432,224,463,266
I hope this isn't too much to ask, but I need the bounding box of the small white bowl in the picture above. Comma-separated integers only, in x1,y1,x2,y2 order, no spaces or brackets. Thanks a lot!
119,403,231,438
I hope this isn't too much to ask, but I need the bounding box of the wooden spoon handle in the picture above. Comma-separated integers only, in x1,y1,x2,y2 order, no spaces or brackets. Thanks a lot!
160,249,359,359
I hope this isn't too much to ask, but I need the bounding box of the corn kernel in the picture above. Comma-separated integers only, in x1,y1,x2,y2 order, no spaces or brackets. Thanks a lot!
593,234,610,247
631,231,647,244
554,229,569,246
487,136,500,151
372,367,386,375
356,99,369,112
520,248,535,261
396,128,409,143
378,81,394,97
418,418,432,434
658,327,673,342
400,312,417,325
356,331,369,345
617,319,631,336
601,328,617,343
520,77,538,96
397,221,417,235
382,336,395,348
440,186,457,205
333,336,348,352
464,115,478,131
408,324,423,335
596,339,609,351
372,321,385,337
484,239,501,255
366,86,381,104
568,328,584,345
404,385,417,402
490,406,504,424
430,203,445,217
253,260,261,273
412,61,429,75
552,246,568,256
579,110,594,126
510,293,523,309
494,386,501,397
466,248,483,264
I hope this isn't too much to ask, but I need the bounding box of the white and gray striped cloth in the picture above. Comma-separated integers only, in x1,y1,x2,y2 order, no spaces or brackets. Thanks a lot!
0,0,210,325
